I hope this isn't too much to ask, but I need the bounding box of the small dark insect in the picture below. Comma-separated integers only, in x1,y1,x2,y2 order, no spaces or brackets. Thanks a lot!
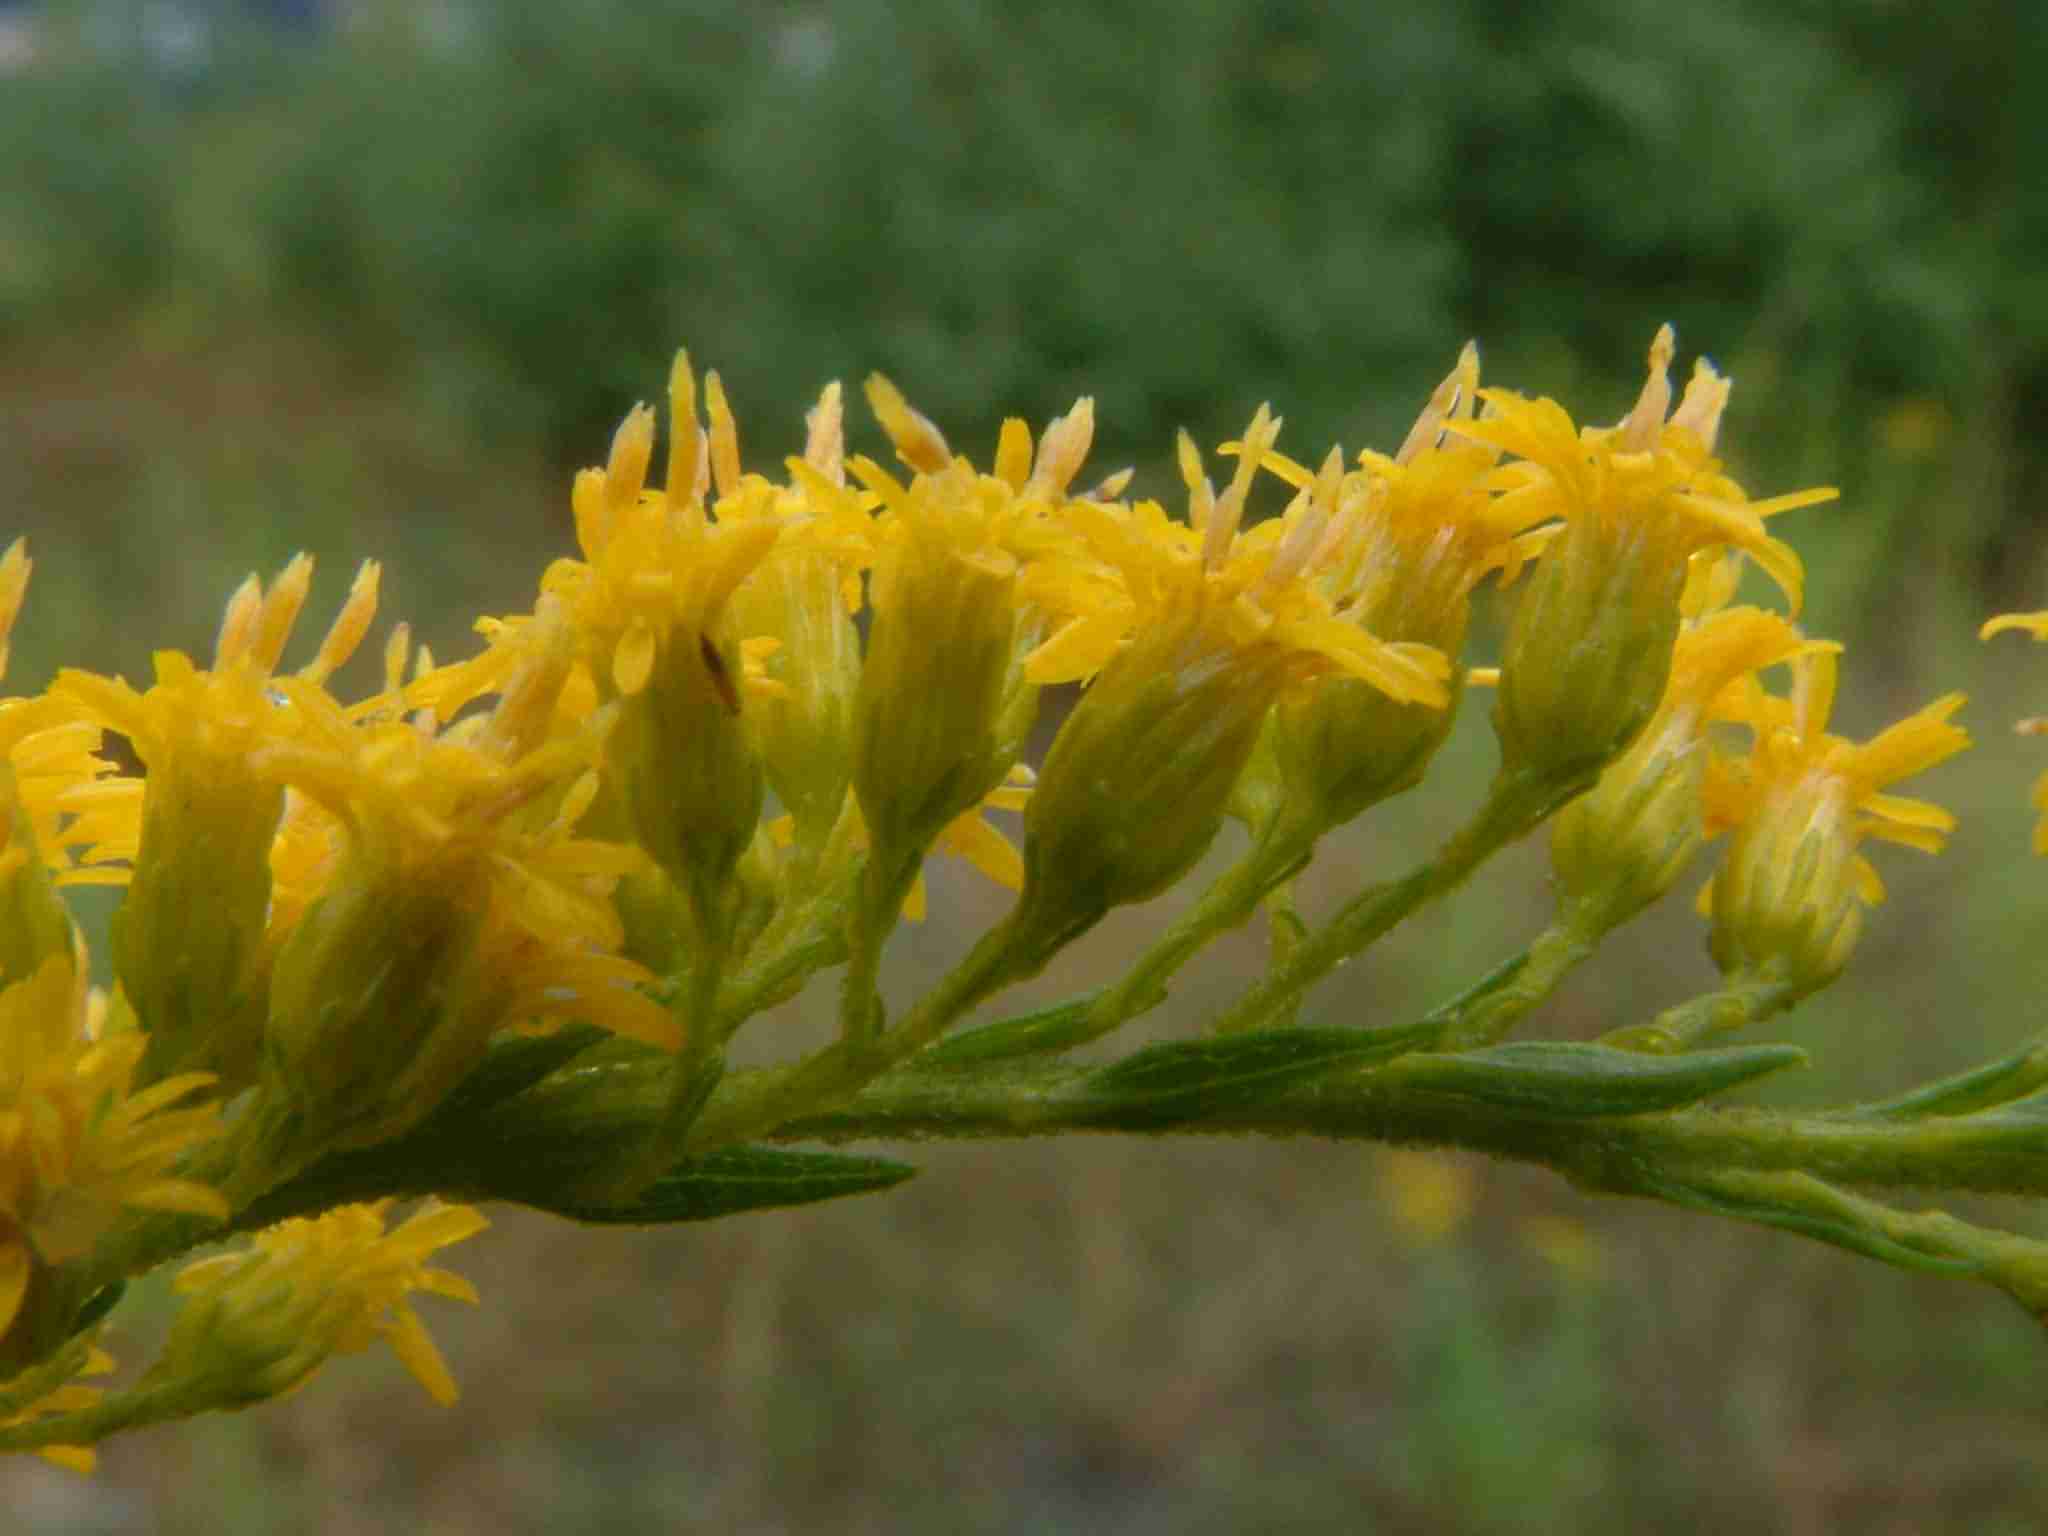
701,632,741,715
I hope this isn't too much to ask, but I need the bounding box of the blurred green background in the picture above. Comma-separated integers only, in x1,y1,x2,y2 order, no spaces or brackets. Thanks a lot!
5,0,2048,1528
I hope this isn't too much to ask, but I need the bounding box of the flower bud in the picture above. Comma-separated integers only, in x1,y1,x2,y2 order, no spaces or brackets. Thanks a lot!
1549,720,1706,935
1708,776,1864,997
850,458,1035,893
1016,620,1305,958
1495,507,1686,788
607,624,764,946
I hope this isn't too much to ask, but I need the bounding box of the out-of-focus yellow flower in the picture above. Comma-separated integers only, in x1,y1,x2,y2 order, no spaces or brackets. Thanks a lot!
0,956,226,1341
169,1199,486,1407
1703,650,1967,993
1518,1213,1606,1288
1376,1147,1479,1248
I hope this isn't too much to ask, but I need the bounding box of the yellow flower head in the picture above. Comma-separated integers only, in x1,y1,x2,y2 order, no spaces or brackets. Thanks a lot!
728,382,869,847
1464,327,1834,787
538,354,785,941
0,955,227,1342
1459,325,1822,612
1014,410,1452,951
1551,565,1826,932
170,1199,486,1408
256,618,674,1155
1703,649,1968,992
0,543,130,894
1026,407,1449,704
547,354,785,702
848,379,1091,901
1243,347,1538,833
55,558,382,1090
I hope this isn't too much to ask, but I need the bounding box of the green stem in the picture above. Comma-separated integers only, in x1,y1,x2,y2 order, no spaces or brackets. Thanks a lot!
761,1052,2048,1203
685,906,1034,1153
1433,914,1602,1051
1049,820,1317,1050
716,865,856,1038
1208,768,1586,1035
1603,976,1800,1053
839,849,927,1049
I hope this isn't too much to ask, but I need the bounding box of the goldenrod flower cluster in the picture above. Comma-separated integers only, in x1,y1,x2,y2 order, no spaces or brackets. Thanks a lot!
0,327,2030,1462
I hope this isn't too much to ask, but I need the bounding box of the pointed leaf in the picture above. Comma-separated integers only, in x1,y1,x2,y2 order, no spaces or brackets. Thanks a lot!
1063,1021,1438,1130
535,1146,917,1225
923,994,1106,1067
439,1024,614,1117
1840,1035,2048,1121
1392,1041,1805,1117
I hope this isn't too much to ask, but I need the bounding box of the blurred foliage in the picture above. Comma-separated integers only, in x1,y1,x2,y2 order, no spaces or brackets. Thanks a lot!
4,0,2044,621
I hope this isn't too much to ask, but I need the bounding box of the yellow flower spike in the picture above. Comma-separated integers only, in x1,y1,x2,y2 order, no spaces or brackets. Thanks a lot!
296,560,382,687
994,417,1034,491
667,349,708,509
1023,397,1096,501
226,553,314,675
1466,327,1831,792
803,380,846,486
163,1199,486,1411
605,402,657,520
0,540,29,682
863,372,953,475
56,559,383,1092
704,370,743,499
1703,650,1969,997
0,953,227,1343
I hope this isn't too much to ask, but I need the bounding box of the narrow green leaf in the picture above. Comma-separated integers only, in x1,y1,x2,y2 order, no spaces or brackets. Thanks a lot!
1838,1034,2048,1121
921,994,1105,1066
534,1146,917,1225
1392,1041,1805,1117
437,1024,613,1117
1640,1171,1979,1276
1062,1021,1438,1130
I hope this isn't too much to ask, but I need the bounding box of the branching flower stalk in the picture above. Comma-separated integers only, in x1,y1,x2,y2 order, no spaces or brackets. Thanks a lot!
5,326,2047,1464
